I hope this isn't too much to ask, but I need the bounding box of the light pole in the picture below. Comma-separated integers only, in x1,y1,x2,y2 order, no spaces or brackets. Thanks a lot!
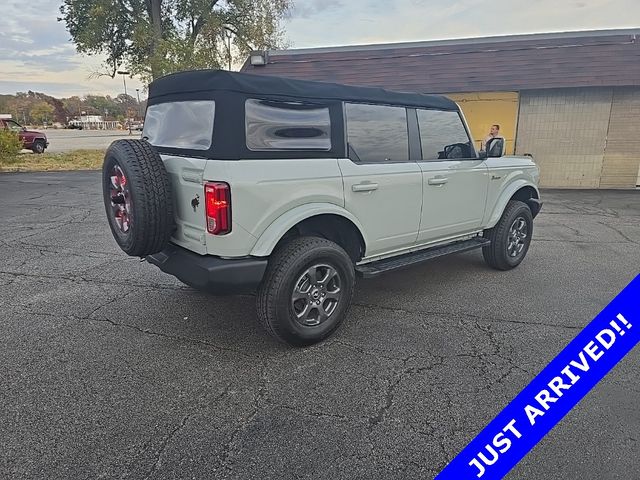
136,88,141,121
117,70,131,134
223,25,233,71
117,70,129,97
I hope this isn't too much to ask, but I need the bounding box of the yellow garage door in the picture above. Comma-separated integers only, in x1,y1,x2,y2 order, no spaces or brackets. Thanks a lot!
445,92,519,155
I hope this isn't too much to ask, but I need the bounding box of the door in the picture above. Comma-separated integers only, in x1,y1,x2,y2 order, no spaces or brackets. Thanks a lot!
415,109,489,244
339,103,422,257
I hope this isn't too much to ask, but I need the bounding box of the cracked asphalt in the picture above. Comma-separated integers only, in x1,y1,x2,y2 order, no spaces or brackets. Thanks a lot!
0,171,638,480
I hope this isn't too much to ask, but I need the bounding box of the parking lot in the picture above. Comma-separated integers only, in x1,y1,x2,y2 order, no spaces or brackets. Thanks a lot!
0,171,638,479
32,130,135,153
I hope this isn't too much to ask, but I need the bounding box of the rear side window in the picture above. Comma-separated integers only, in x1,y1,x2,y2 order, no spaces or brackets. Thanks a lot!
143,100,215,150
245,99,331,151
345,103,408,163
417,109,472,160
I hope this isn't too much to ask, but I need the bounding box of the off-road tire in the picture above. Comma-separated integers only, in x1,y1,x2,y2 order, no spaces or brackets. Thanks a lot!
32,140,45,154
483,200,533,270
102,139,173,257
257,236,355,347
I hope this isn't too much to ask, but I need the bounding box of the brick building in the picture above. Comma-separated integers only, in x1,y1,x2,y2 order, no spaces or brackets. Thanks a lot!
242,29,640,188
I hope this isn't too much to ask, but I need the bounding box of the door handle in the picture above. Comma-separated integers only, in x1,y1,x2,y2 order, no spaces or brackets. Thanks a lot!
428,176,449,186
352,182,379,192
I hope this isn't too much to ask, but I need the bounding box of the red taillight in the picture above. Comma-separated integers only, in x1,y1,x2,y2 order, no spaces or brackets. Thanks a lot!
204,182,231,235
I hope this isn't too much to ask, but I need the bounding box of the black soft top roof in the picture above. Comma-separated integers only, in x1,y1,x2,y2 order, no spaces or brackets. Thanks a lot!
148,69,458,111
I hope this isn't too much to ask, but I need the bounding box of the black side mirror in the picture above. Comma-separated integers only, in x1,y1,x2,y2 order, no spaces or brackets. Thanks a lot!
478,149,487,160
486,137,505,158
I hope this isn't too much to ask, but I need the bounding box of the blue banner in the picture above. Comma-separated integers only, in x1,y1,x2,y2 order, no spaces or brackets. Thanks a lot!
435,274,640,480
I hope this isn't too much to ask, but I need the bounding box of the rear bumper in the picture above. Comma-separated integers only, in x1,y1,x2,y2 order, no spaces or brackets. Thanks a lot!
146,244,267,295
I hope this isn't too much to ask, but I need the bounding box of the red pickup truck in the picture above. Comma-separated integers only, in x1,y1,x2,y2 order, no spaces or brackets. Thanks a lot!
0,118,49,153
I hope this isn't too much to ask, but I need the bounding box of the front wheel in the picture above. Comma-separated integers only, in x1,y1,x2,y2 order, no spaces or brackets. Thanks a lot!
483,200,533,270
32,140,45,154
256,236,355,347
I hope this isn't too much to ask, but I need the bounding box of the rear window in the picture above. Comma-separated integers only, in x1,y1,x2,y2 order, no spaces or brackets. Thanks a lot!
143,100,215,150
245,99,331,151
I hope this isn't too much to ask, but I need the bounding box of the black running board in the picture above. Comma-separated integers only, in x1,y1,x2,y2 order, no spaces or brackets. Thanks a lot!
355,237,491,278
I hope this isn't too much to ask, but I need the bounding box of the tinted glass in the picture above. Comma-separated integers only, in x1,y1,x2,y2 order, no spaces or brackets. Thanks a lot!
6,120,22,132
346,103,408,163
245,99,331,151
417,109,472,160
143,100,215,150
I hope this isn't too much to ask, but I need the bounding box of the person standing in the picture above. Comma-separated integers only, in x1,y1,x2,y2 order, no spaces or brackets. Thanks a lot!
483,124,502,149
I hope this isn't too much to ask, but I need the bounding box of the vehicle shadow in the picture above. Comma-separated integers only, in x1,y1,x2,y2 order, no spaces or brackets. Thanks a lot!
129,251,492,352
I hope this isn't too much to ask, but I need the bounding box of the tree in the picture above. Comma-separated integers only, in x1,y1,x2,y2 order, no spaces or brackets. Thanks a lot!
63,96,84,119
0,130,23,163
59,0,292,82
85,95,113,115
30,101,55,125
0,95,12,114
114,94,139,120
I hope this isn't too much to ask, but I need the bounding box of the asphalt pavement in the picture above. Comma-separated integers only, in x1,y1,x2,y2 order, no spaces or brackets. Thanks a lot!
0,171,638,479
30,129,136,153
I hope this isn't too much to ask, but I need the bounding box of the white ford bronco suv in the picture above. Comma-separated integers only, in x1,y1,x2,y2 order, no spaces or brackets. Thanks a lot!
102,70,541,347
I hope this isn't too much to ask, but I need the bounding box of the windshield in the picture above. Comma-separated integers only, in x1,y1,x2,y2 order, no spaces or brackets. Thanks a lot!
6,120,23,132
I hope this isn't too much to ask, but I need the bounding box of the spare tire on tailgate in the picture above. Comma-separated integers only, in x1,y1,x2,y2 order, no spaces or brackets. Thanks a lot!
102,139,174,257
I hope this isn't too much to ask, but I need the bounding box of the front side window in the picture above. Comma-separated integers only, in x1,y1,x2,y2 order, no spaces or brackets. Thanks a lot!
346,103,408,163
143,100,215,150
245,99,331,151
6,120,23,132
417,109,473,160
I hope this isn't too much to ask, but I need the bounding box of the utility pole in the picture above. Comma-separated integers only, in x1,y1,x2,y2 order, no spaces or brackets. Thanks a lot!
136,88,141,121
117,70,131,134
117,70,129,97
223,25,233,71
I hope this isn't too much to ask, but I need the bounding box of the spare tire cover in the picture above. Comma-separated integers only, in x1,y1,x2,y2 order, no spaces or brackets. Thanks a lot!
102,139,174,257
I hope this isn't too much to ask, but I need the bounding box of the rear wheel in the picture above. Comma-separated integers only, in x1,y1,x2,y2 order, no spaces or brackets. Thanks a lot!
257,237,355,347
483,200,533,270
32,140,45,154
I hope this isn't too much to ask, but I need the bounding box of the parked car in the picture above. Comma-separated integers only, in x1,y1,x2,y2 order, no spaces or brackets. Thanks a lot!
0,118,49,153
66,123,83,130
102,70,542,346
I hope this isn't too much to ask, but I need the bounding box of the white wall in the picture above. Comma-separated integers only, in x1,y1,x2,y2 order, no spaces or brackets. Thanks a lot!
516,87,640,189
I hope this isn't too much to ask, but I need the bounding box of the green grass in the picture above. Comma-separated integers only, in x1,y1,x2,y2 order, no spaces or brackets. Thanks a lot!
0,150,104,172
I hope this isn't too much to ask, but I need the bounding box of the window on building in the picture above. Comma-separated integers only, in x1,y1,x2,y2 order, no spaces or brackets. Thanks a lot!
143,100,215,150
245,99,331,151
346,103,408,163
417,109,473,160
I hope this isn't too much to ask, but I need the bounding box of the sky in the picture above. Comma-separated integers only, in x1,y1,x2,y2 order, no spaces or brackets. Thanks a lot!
1,0,639,98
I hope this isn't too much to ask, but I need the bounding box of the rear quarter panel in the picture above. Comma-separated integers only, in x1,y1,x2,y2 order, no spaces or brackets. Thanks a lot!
202,158,344,257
